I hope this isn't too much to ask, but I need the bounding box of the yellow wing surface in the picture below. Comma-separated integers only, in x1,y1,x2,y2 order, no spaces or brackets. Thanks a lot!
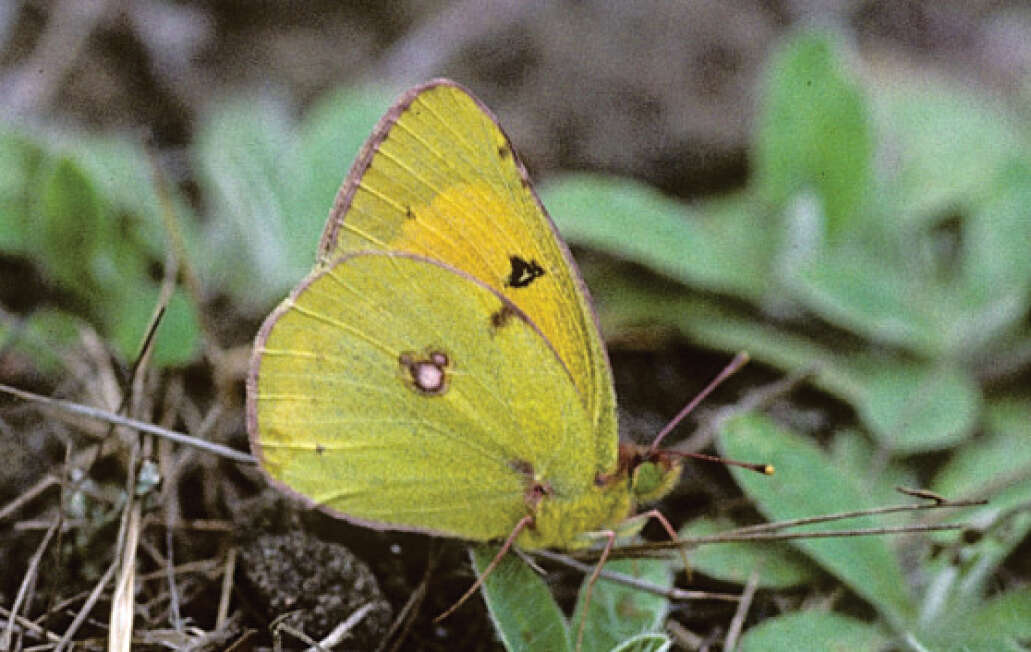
248,253,617,545
317,80,617,472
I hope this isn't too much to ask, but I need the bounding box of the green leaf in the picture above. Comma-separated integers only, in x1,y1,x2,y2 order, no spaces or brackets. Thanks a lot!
931,587,1031,650
194,95,301,311
873,81,1029,222
788,164,1031,359
927,399,1031,602
951,167,1031,348
0,125,45,253
104,284,200,368
544,175,773,301
738,611,890,652
571,558,671,652
472,546,571,652
827,430,916,509
194,86,399,312
718,413,915,625
609,632,671,652
754,30,874,240
34,156,112,297
70,135,202,266
4,133,201,370
935,399,1031,502
788,248,947,356
842,358,980,453
680,516,818,589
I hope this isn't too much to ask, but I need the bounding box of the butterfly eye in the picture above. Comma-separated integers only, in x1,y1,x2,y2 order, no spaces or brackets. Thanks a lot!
399,350,451,395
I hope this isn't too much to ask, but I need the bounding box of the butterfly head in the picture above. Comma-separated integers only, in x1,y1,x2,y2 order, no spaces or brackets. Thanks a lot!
619,444,683,505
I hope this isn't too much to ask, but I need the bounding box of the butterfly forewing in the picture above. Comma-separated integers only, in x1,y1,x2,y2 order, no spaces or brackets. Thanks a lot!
317,80,618,472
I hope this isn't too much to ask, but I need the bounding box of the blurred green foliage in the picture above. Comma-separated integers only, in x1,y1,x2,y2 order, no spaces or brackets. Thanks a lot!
1,26,1028,650
546,31,1030,456
0,127,201,368
544,29,1031,650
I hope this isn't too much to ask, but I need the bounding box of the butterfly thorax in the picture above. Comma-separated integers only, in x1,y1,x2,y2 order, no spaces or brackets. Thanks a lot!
514,443,683,550
515,476,632,550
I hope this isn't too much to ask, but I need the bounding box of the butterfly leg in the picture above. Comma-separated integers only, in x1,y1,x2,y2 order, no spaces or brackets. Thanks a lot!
576,528,616,652
621,508,690,574
434,514,533,622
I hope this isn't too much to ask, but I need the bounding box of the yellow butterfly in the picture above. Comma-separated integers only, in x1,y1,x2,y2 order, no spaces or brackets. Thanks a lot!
244,82,774,629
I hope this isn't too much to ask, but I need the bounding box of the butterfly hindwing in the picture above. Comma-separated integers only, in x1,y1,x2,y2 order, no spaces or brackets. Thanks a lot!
317,80,618,471
248,252,598,541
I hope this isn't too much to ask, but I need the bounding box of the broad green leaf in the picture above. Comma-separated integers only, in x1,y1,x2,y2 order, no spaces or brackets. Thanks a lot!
754,30,873,240
104,284,200,368
930,587,1031,650
71,135,198,261
842,358,980,453
195,95,299,310
793,160,1031,360
827,430,916,509
544,174,772,301
788,248,947,356
680,516,817,589
718,413,915,625
571,558,671,652
951,167,1031,348
0,125,45,253
472,546,571,652
738,610,890,652
194,87,401,312
927,399,1031,603
34,156,111,298
609,632,671,652
3,132,201,369
873,81,1029,222
933,398,1031,505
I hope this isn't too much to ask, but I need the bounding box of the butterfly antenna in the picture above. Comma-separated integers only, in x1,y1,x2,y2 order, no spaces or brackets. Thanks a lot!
434,515,533,623
648,351,772,475
647,351,750,455
668,449,773,475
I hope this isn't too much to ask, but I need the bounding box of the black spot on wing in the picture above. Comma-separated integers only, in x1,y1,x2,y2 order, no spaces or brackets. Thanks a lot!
505,256,545,289
490,304,518,330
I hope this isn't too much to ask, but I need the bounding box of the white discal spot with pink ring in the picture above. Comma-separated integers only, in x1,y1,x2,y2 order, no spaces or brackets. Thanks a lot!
413,361,445,392
399,350,450,395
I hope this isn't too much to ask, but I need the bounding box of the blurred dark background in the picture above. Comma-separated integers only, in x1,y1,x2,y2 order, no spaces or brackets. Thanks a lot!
3,1,1027,198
